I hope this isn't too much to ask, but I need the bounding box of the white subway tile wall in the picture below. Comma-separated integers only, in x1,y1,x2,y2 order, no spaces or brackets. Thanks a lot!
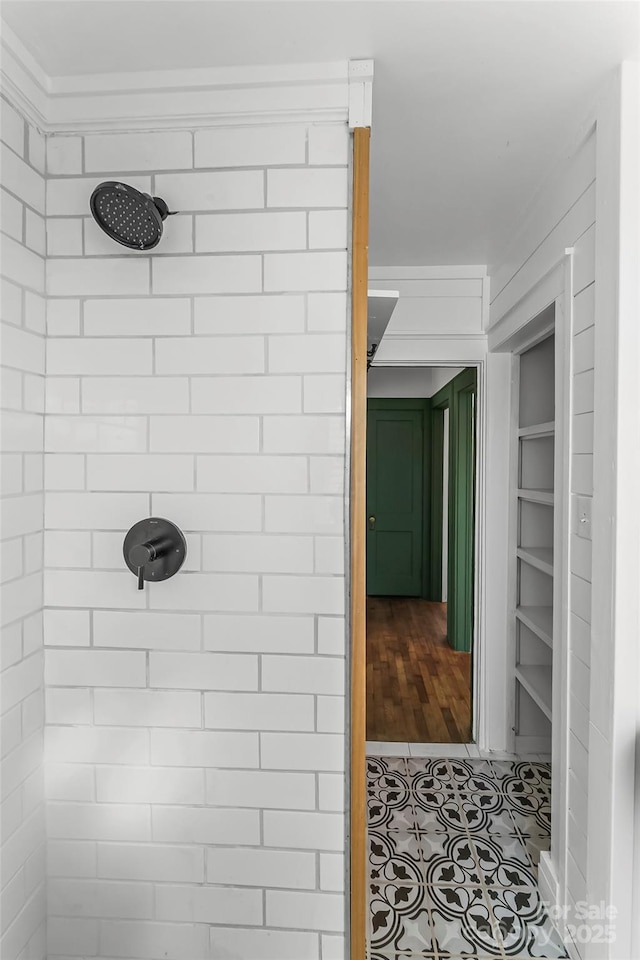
38,119,350,958
0,96,47,959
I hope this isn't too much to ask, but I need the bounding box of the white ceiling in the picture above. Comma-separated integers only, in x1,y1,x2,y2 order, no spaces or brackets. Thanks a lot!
2,0,639,267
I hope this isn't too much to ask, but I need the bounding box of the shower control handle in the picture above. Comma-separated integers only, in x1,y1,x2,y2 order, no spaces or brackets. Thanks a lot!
128,537,173,591
123,519,187,591
128,541,155,568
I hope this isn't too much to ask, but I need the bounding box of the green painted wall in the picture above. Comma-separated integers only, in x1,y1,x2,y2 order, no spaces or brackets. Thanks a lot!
430,369,477,652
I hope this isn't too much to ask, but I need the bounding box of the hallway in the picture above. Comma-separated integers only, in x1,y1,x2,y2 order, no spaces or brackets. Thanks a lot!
366,598,472,743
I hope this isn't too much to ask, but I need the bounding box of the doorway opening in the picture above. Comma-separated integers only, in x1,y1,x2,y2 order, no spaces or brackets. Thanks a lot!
365,365,477,747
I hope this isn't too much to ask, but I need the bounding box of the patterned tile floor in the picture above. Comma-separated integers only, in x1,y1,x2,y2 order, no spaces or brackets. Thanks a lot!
366,756,569,959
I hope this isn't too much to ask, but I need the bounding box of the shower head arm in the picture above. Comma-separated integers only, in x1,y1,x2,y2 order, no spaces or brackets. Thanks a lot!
150,197,178,220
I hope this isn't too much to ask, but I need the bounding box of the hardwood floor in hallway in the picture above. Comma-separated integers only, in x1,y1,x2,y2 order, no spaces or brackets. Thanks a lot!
366,597,472,743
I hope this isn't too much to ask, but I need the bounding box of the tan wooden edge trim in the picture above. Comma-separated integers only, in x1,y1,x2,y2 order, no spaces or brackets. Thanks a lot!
350,125,370,960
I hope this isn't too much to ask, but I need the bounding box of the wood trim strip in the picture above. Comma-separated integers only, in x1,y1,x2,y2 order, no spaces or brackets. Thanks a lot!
350,125,370,960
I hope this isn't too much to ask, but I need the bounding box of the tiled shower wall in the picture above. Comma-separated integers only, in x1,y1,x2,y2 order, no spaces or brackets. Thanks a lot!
0,96,47,960
43,122,349,959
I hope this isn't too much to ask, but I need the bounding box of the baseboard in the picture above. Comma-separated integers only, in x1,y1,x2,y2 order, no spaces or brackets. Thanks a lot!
538,853,580,960
538,851,559,911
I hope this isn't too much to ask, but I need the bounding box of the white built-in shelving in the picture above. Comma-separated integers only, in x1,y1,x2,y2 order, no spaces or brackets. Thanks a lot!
516,547,554,577
515,604,553,647
517,422,555,439
517,489,554,505
515,665,553,721
513,332,556,749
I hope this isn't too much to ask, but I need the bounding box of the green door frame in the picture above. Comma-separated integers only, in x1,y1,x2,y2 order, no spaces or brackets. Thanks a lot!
429,369,477,652
366,399,431,598
429,394,447,603
451,371,476,652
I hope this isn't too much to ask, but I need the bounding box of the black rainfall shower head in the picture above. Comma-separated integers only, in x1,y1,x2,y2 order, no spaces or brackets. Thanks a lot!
89,181,175,250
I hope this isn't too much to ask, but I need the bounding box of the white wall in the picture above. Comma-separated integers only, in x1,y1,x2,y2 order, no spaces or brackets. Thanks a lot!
0,95,47,960
492,132,596,928
371,270,485,337
488,65,640,954
41,121,349,960
430,367,465,396
367,366,433,397
588,64,639,960
366,365,463,398
370,267,486,360
490,127,595,936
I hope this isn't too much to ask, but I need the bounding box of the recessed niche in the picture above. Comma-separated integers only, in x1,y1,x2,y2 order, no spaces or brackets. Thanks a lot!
519,333,555,428
518,559,553,609
520,435,554,493
516,682,552,737
519,500,554,553
518,621,552,665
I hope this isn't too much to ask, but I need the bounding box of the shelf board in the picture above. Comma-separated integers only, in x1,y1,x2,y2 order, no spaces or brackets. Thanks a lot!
517,547,554,576
517,488,554,505
516,605,553,648
516,665,553,721
518,421,555,439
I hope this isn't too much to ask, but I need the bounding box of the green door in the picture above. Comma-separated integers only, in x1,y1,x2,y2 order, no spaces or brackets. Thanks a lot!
366,401,427,596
